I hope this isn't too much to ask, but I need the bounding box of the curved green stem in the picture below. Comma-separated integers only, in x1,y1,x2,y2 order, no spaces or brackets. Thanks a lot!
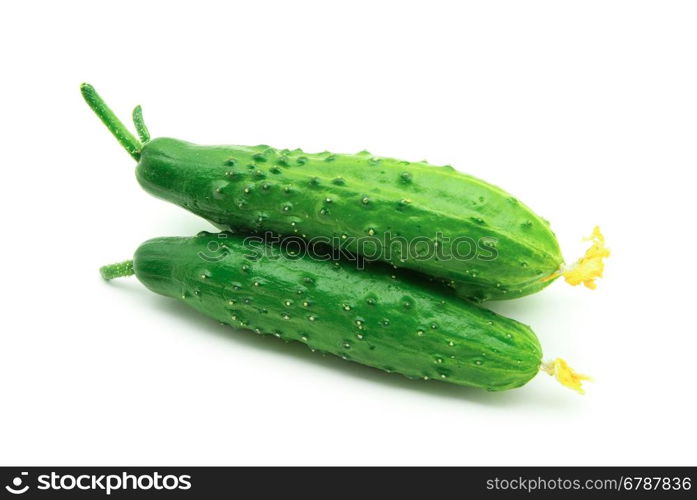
132,105,151,143
80,83,142,160
100,260,135,280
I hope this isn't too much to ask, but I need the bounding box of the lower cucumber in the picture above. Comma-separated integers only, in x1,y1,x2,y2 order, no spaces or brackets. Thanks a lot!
102,232,587,393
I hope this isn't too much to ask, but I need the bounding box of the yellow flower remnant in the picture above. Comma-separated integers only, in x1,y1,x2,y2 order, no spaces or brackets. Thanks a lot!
544,226,610,289
541,358,592,394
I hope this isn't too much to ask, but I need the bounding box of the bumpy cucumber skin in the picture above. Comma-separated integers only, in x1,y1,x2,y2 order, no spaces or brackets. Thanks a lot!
133,232,542,391
136,138,563,302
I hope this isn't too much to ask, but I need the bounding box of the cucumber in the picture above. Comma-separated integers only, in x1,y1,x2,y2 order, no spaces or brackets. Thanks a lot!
101,232,589,393
103,231,540,390
135,138,564,303
83,84,607,302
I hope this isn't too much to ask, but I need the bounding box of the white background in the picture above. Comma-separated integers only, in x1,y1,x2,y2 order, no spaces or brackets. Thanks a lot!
1,1,695,466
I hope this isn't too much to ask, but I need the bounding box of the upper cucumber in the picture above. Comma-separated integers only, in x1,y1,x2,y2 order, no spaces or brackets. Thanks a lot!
136,138,563,301
132,232,543,390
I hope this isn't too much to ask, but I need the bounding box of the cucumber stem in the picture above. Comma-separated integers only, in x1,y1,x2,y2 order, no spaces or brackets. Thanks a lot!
132,105,151,143
80,83,142,160
100,260,135,280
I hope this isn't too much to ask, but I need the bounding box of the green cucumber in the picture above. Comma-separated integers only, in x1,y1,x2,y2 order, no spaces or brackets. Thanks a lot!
83,84,607,302
104,232,539,390
101,232,588,393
